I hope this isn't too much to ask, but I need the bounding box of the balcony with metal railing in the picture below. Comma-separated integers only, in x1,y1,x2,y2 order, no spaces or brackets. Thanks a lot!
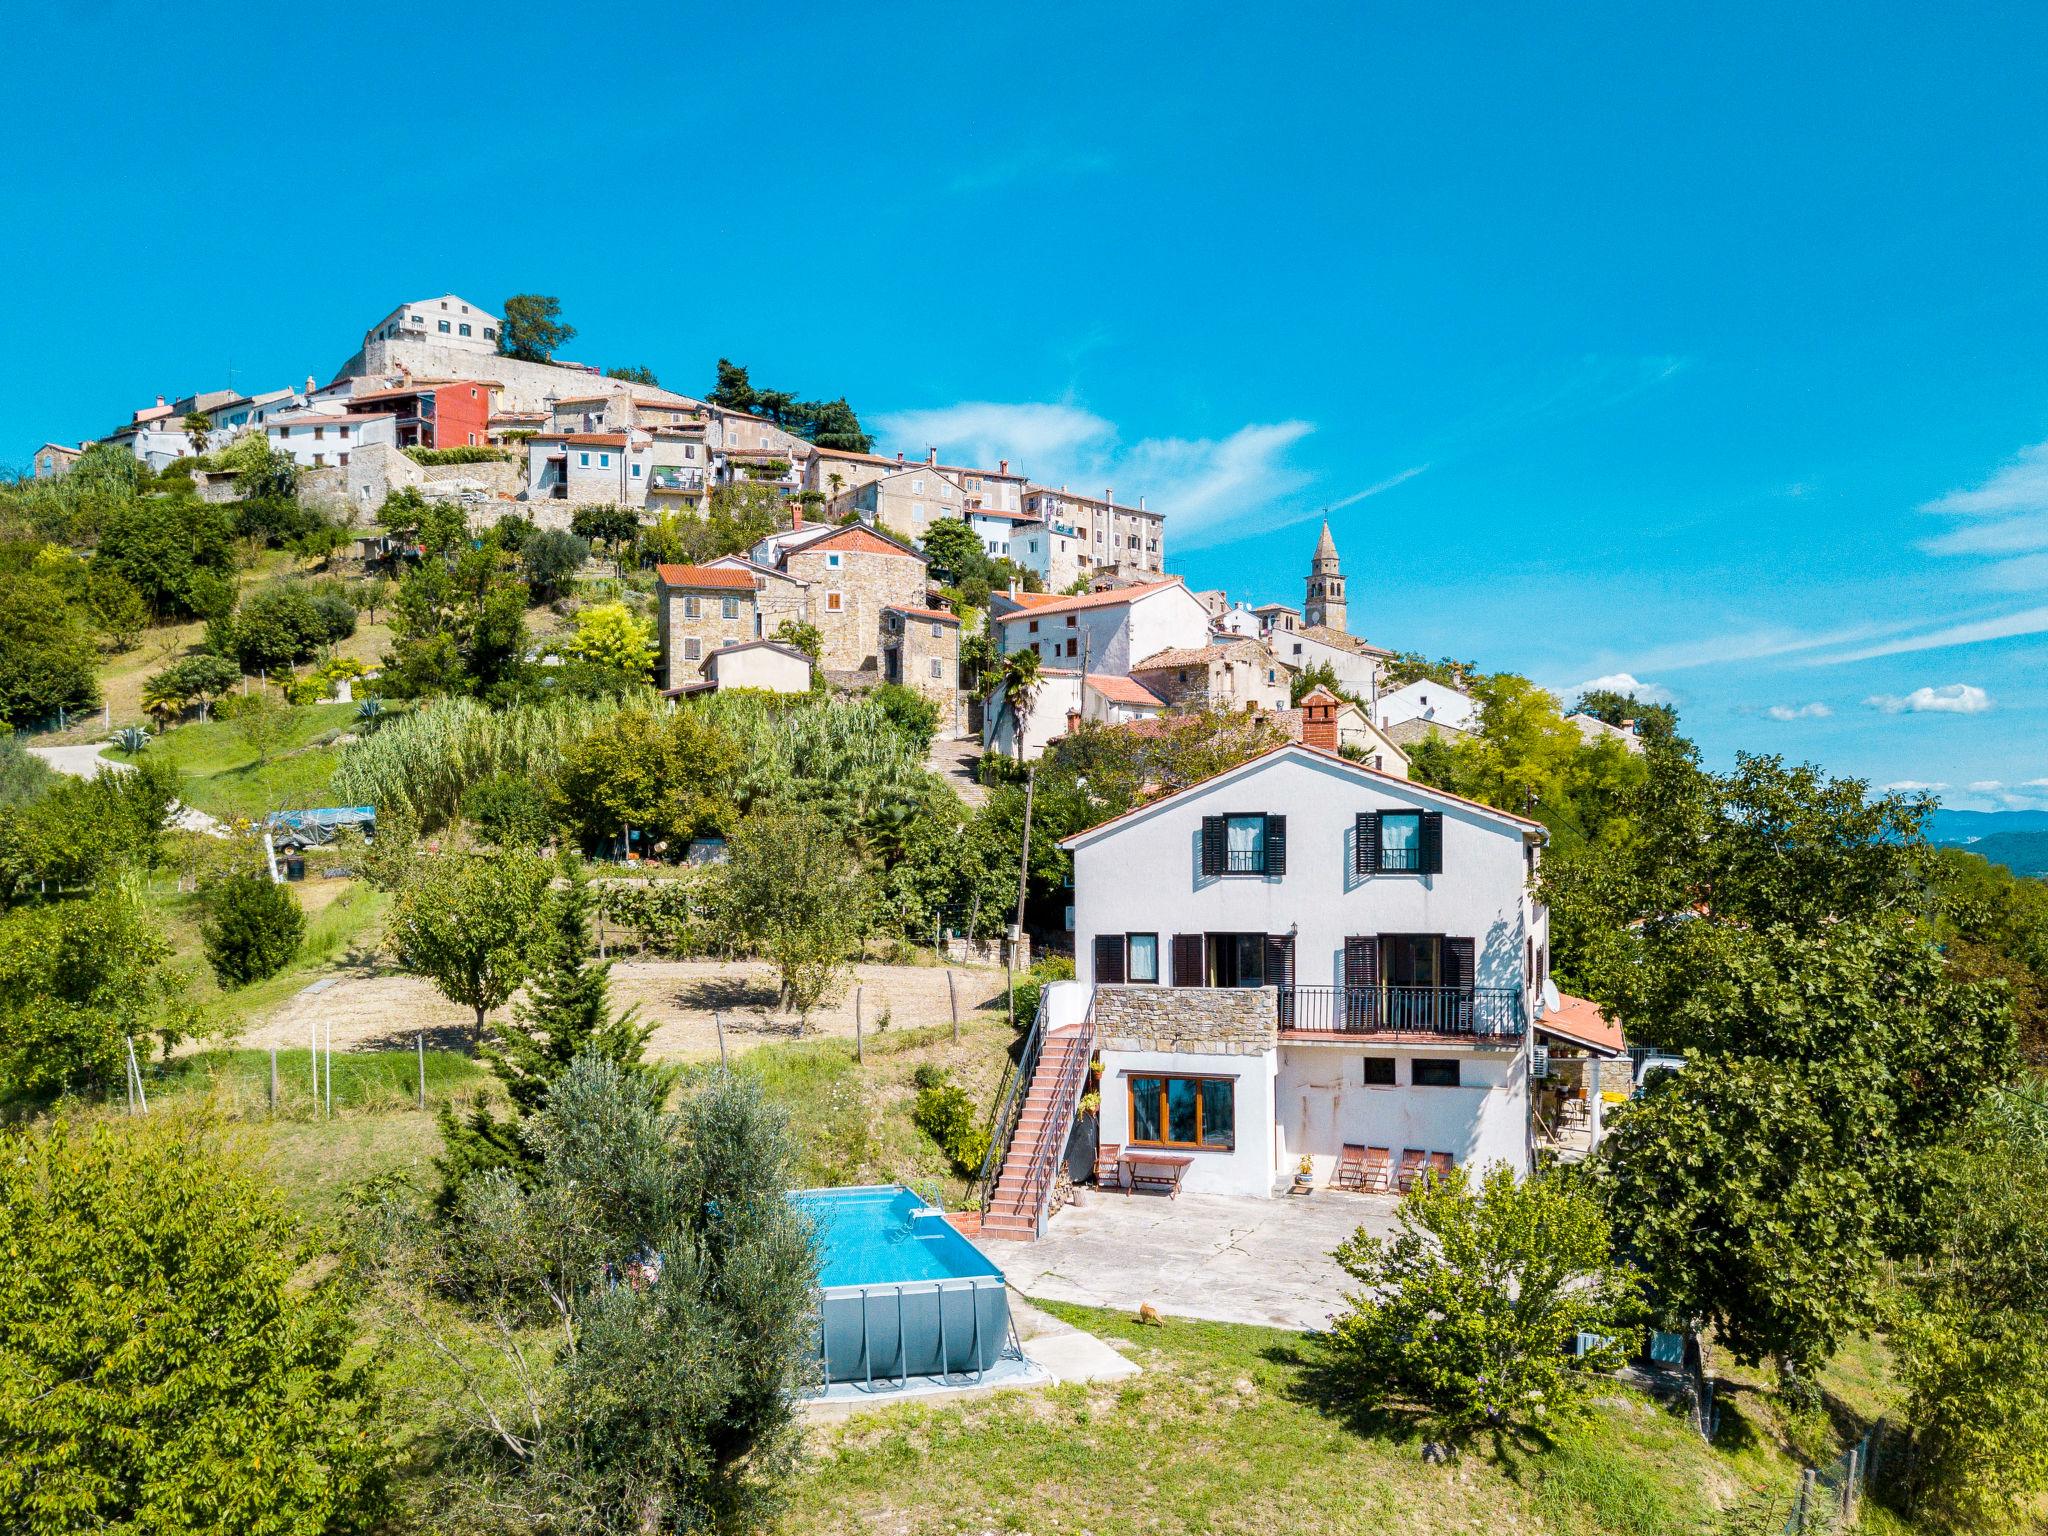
1280,984,1526,1041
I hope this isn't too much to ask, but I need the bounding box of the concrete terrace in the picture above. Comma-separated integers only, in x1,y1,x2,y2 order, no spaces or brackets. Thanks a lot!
1002,1187,1400,1332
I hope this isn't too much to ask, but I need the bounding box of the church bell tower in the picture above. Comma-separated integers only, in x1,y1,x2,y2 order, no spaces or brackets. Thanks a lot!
1304,520,1346,633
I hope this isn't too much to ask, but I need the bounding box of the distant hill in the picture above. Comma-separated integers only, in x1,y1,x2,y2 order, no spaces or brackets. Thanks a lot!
1923,808,2048,877
1925,807,2048,844
1943,831,2048,879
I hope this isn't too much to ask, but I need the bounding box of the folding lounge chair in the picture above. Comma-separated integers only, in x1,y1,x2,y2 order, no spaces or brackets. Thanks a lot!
1428,1151,1456,1183
1362,1146,1392,1192
1396,1148,1428,1192
1334,1144,1368,1191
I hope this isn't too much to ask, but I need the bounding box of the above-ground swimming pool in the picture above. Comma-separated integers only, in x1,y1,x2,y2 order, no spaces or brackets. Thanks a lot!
793,1185,1014,1389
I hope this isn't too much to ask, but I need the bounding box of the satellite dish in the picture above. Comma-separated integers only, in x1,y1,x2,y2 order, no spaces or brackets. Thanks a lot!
1539,978,1560,1016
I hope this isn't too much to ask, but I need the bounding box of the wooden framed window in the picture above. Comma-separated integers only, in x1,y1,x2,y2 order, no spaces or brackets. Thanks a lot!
1355,810,1443,875
1128,1075,1235,1150
1201,814,1287,876
1127,932,1159,983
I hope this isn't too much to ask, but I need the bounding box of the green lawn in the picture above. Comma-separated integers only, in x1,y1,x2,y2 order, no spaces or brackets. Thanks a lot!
783,1303,1898,1536
109,700,358,821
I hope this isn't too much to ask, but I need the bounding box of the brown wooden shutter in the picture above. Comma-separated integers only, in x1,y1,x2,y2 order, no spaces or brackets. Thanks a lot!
1355,811,1380,876
1172,933,1206,986
1343,936,1380,1029
1443,936,1476,990
1443,936,1476,1032
1267,932,1296,1027
1093,933,1126,985
1264,814,1287,875
1420,811,1444,874
1200,816,1226,877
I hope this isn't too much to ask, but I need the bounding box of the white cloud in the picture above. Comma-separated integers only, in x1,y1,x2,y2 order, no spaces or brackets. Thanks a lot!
1921,441,2048,520
1884,780,1948,792
1814,605,2048,664
871,401,1114,473
869,401,1331,548
1764,701,1832,721
1864,684,1994,715
1570,672,1674,704
1970,779,2005,792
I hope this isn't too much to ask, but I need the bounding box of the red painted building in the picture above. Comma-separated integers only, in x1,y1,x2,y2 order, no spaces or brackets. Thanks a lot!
345,380,493,450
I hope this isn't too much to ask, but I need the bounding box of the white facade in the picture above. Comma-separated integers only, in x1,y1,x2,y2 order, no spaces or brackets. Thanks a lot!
1377,679,1480,734
1064,745,1548,1197
1004,518,1083,589
992,580,1212,674
362,294,501,355
1271,626,1385,699
706,640,813,694
982,669,1164,760
266,411,396,468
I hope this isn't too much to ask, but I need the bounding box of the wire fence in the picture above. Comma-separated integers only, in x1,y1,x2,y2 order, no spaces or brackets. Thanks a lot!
112,1031,485,1122
1784,1423,1884,1533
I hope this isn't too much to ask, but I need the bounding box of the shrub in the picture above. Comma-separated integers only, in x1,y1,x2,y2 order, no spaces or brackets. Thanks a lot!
912,1075,990,1175
402,445,511,465
199,872,306,987
225,582,358,671
0,1114,387,1531
465,771,554,848
872,682,941,753
522,529,590,599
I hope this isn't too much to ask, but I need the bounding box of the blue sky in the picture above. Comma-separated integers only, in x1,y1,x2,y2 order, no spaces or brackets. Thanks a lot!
7,3,2048,807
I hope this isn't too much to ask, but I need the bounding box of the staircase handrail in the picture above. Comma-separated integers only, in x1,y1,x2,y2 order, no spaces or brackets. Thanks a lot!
971,990,1048,1212
1013,1009,1095,1238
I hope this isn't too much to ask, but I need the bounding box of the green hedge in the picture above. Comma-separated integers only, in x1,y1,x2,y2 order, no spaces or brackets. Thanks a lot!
402,446,513,465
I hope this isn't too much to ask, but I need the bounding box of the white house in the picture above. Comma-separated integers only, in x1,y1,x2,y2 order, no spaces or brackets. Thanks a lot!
990,578,1212,675
266,410,397,469
361,294,501,355
1003,517,1085,590
1376,678,1480,735
1060,743,1549,1198
1269,624,1388,701
983,670,1165,760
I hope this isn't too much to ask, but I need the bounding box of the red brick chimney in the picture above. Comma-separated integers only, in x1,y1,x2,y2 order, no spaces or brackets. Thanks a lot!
791,507,803,529
927,447,938,465
1301,686,1341,753
999,458,1008,475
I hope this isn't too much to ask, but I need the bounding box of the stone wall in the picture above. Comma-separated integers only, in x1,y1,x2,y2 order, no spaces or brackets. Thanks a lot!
660,585,758,690
1093,986,1278,1055
334,442,525,526
887,612,961,703
341,339,628,414
782,541,926,673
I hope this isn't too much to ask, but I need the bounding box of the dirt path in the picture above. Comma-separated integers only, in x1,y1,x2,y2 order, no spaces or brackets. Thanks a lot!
242,958,1014,1060
29,741,227,836
926,734,988,807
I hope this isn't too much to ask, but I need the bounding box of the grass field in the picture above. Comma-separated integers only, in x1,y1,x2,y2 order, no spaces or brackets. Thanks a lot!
106,699,359,821
780,1301,1904,1536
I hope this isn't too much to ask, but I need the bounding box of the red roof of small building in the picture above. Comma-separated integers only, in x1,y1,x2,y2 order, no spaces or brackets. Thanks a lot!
1087,673,1164,707
1538,994,1627,1057
886,605,960,624
993,578,1185,622
655,564,758,591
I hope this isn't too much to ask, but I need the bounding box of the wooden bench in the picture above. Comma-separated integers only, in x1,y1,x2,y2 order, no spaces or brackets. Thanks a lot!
1094,1141,1124,1188
1120,1151,1194,1198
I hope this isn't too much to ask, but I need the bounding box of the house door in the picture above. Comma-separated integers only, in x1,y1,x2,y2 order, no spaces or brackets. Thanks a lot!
1205,933,1266,988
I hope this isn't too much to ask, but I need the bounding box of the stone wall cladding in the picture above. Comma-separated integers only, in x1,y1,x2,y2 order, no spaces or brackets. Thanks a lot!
660,587,758,688
1094,986,1278,1055
889,614,961,703
783,545,926,673
346,339,627,414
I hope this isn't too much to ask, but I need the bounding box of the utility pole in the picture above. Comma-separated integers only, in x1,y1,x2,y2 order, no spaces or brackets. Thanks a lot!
1007,764,1037,1028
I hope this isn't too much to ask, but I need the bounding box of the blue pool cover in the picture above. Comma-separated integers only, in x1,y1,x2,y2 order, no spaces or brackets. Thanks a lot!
790,1186,1012,1386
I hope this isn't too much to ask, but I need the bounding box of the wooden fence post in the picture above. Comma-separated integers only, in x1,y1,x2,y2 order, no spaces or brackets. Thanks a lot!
948,969,959,1043
854,985,864,1064
417,1029,426,1109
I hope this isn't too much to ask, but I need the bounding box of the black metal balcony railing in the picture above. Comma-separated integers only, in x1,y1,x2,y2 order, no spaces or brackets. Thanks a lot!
1281,985,1526,1039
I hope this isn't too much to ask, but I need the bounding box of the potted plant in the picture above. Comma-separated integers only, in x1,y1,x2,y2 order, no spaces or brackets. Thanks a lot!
1292,1153,1316,1194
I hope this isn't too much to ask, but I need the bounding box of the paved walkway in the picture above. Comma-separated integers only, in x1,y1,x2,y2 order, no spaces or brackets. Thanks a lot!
29,740,226,836
1003,1187,1400,1332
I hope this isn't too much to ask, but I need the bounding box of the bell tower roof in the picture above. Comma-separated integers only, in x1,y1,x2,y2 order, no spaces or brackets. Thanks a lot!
1313,519,1339,564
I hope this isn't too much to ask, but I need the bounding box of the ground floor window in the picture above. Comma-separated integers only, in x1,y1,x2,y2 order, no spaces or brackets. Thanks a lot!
1412,1059,1461,1087
1129,1075,1235,1150
1362,1056,1396,1086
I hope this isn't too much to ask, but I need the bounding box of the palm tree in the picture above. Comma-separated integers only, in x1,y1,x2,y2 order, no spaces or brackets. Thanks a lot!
996,647,1042,761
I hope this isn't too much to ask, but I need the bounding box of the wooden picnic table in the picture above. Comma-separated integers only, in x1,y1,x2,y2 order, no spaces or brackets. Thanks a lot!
1118,1150,1194,1198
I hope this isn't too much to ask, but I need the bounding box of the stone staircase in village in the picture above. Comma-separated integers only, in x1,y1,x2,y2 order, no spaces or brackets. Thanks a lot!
977,1020,1093,1241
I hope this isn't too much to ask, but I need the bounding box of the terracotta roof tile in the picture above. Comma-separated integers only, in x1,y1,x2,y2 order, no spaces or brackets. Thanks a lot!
655,564,757,591
1538,994,1627,1056
992,578,1185,621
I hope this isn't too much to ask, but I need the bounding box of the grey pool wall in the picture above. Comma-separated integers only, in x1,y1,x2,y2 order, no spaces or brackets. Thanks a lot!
815,1275,1012,1386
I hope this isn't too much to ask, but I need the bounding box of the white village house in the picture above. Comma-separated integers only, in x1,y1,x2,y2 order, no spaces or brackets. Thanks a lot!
1041,743,1551,1206
1376,677,1481,736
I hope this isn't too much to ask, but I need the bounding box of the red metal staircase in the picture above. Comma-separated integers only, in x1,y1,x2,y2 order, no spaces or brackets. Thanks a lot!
978,1019,1093,1241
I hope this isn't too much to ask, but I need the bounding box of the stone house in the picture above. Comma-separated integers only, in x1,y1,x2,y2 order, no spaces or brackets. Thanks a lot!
881,603,961,703
655,564,761,690
822,462,969,537
1130,638,1292,713
779,523,928,676
32,442,83,479
704,554,810,639
663,639,814,698
1019,484,1166,577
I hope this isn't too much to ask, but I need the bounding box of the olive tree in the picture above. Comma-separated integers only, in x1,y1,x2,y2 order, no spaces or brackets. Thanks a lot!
387,845,554,1036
